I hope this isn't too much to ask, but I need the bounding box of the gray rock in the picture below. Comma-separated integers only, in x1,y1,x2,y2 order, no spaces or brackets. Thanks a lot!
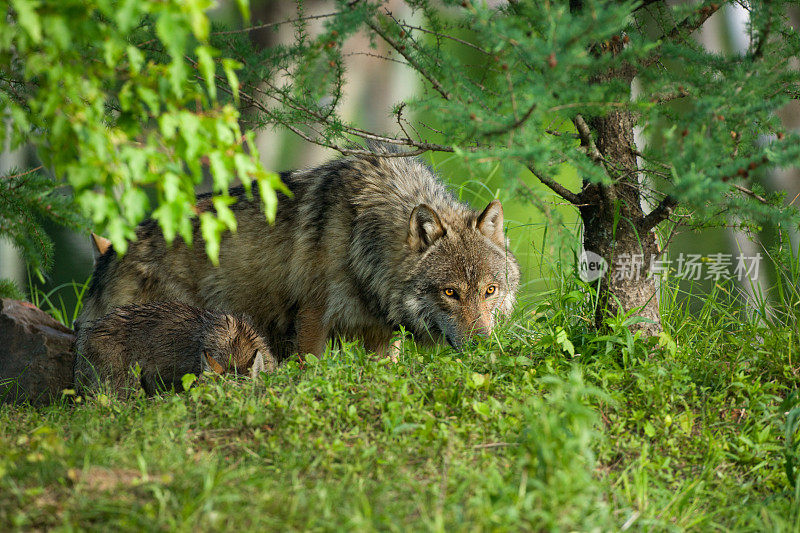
0,299,76,405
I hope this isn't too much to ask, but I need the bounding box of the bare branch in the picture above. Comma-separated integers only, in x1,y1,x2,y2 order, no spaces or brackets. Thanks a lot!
527,165,582,206
545,129,580,139
639,195,676,232
645,87,690,104
572,114,604,165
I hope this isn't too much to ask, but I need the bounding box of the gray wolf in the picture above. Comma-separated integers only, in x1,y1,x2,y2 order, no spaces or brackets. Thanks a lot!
76,145,520,360
74,302,274,397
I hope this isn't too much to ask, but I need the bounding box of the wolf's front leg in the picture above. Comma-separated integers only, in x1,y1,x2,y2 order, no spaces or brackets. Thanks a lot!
296,304,329,357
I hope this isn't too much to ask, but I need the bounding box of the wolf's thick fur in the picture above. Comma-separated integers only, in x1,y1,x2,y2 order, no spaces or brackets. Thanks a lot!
74,302,274,397
77,146,520,359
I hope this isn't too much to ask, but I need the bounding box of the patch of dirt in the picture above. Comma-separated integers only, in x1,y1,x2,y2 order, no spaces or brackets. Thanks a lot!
68,466,148,491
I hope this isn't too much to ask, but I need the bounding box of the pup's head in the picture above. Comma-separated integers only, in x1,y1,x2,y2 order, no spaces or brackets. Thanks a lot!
402,200,520,350
201,314,276,378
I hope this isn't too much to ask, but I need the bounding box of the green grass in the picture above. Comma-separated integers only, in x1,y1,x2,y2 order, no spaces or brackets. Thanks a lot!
2,245,799,531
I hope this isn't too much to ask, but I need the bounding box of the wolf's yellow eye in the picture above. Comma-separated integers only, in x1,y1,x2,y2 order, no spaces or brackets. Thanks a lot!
485,286,496,296
443,288,457,298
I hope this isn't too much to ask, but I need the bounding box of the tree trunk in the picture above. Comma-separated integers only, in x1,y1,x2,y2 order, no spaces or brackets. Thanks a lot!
557,2,665,336
579,108,662,337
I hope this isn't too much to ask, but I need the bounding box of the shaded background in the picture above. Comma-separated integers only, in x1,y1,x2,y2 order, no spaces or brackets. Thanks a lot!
1,0,798,319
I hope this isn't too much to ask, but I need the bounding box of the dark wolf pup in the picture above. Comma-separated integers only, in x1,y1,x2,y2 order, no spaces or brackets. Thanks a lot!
77,145,520,360
74,302,275,398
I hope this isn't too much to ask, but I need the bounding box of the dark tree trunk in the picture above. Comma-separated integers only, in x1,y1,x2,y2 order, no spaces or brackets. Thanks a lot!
579,108,662,337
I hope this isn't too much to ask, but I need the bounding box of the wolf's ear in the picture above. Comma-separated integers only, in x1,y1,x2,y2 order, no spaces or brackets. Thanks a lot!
91,233,112,257
477,200,505,246
408,204,446,252
201,351,226,374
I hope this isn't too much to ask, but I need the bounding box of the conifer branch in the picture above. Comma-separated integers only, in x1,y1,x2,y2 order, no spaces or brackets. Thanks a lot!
395,23,491,56
484,103,537,137
211,3,361,37
660,2,723,44
642,2,724,69
365,17,453,101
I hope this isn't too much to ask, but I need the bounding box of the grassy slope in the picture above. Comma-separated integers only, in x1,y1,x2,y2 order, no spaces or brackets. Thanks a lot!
2,269,799,531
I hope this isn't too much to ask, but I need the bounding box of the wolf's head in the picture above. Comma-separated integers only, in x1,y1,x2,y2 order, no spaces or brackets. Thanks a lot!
402,200,520,350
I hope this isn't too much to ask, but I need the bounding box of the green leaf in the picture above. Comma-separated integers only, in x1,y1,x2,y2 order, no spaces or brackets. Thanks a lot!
199,212,224,266
127,45,145,75
12,0,42,43
470,372,486,389
120,188,149,223
208,152,230,192
256,172,280,222
185,0,210,42
212,196,237,232
103,38,123,68
472,400,491,418
155,11,188,59
196,45,217,100
235,0,250,24
181,373,197,390
114,0,142,33
152,203,181,244
222,58,242,104
137,86,160,115
162,172,182,202
46,15,71,48
160,113,179,139
555,326,575,357
177,112,201,161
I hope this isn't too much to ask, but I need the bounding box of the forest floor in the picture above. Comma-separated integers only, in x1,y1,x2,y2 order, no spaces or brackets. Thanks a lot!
1,267,799,531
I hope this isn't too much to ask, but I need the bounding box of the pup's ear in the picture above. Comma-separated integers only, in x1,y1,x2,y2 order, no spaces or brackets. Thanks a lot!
250,350,266,379
91,233,112,257
408,204,446,252
477,200,505,246
201,351,226,374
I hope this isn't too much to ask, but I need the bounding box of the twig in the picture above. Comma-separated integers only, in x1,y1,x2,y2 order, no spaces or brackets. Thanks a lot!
472,442,517,449
732,183,768,204
545,129,579,139
212,11,343,37
342,51,409,66
366,16,452,101
2,166,43,181
397,22,491,56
